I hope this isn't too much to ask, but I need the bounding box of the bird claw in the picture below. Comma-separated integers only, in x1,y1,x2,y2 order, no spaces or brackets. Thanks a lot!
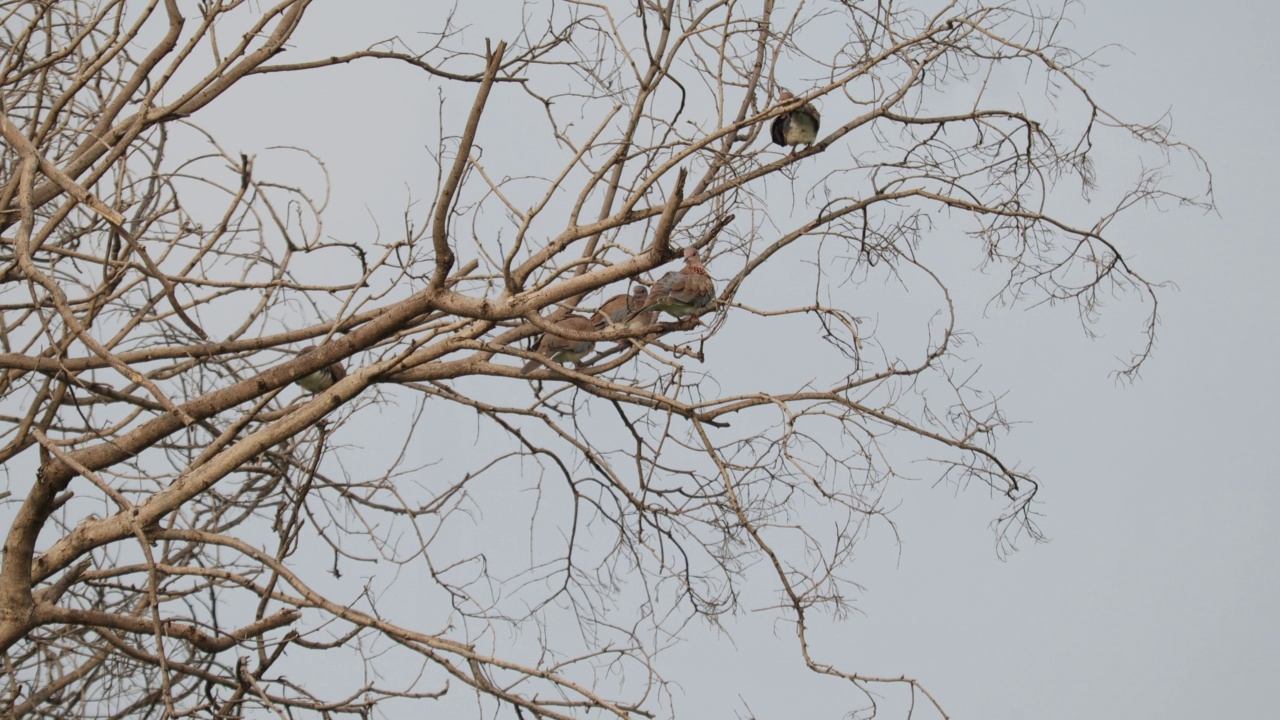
675,316,706,331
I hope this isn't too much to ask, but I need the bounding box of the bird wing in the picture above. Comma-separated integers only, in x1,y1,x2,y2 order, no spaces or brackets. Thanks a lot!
646,270,683,304
801,101,820,126
770,114,790,146
592,294,631,329
662,272,715,308
544,317,595,354
522,316,596,373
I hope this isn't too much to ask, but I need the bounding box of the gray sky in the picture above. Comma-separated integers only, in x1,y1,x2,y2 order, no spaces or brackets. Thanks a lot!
185,1,1278,718
824,2,1280,717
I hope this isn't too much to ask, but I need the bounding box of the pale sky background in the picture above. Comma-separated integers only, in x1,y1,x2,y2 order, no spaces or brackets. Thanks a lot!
181,1,1277,718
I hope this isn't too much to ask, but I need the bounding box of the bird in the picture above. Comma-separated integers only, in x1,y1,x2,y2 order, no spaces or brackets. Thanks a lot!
626,247,715,321
520,315,597,375
294,345,346,393
770,89,821,152
592,285,655,331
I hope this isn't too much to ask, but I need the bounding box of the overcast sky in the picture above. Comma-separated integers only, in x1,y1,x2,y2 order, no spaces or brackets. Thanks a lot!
183,1,1278,718
839,2,1279,717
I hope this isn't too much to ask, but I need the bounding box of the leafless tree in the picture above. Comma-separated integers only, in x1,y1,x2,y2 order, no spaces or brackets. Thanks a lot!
0,1,1210,718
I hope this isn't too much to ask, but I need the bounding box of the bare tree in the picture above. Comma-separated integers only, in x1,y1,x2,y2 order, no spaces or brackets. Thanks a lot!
0,1,1210,718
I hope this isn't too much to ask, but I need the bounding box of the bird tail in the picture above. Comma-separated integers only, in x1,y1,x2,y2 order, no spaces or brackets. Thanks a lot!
621,303,653,324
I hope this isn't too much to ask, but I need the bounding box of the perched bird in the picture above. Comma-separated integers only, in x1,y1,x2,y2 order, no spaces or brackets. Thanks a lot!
294,345,346,393
626,247,715,321
770,89,821,152
592,285,655,331
520,315,597,375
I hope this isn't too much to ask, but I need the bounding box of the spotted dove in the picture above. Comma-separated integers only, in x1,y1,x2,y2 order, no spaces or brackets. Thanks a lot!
592,285,655,331
520,315,597,375
626,247,715,321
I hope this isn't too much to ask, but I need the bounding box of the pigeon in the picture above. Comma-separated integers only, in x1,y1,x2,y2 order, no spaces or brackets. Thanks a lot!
770,89,821,152
592,285,655,331
626,247,715,321
520,315,597,374
295,345,346,393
